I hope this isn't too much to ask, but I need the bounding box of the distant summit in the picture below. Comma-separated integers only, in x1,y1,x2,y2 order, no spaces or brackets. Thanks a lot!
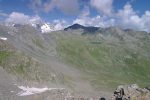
64,23,100,34
64,24,84,30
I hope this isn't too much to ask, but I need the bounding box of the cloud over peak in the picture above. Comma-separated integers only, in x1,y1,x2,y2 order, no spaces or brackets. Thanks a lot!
116,3,150,32
90,0,113,15
73,2,150,32
73,15,115,28
6,12,30,24
29,0,42,13
2,0,150,32
29,0,80,15
5,12,68,31
5,12,42,25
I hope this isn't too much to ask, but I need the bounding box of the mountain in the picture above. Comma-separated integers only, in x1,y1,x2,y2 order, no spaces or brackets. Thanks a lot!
3,21,57,33
64,23,100,34
64,23,85,30
0,23,150,99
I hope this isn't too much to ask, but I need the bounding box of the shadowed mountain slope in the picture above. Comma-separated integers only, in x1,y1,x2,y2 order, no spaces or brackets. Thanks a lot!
64,24,100,34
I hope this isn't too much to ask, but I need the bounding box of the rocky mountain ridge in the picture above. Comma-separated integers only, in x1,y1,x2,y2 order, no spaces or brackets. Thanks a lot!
0,23,150,100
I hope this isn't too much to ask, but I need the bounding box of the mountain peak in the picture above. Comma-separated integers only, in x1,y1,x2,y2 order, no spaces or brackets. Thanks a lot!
64,23,84,31
64,24,100,34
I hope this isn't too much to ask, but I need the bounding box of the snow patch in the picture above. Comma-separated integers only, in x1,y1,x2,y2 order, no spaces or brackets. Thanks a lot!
17,86,65,96
0,36,7,40
10,91,14,93
41,23,55,33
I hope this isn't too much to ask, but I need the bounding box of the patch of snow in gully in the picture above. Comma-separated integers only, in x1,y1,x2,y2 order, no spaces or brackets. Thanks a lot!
17,86,65,96
0,36,7,40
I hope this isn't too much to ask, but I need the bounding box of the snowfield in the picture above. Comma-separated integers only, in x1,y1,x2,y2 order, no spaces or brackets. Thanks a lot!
41,23,54,33
0,36,7,40
17,86,65,96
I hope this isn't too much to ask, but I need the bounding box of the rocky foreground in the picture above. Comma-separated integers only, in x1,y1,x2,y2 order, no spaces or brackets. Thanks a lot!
50,84,150,100
1,82,150,100
16,84,150,100
44,84,150,100
111,84,150,100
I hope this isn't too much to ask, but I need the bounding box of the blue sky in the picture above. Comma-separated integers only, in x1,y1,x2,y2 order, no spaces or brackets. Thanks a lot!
0,0,149,20
0,0,150,32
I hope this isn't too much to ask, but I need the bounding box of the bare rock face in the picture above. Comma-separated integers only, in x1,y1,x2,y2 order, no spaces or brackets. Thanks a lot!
112,84,150,100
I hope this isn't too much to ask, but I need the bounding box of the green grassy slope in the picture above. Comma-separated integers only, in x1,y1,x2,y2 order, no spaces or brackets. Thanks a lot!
0,41,50,82
57,34,150,91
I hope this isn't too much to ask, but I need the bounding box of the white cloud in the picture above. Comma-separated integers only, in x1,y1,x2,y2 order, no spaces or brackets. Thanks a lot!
74,3,150,33
49,0,79,14
29,15,42,25
5,12,42,25
142,11,150,32
29,0,80,15
6,12,30,24
116,3,150,32
73,15,115,27
5,12,68,32
53,19,68,30
73,4,115,28
4,2,150,33
116,3,140,29
90,0,113,15
29,0,42,13
80,6,90,17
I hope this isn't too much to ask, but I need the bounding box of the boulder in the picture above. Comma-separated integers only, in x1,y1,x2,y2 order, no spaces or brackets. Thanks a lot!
112,84,150,100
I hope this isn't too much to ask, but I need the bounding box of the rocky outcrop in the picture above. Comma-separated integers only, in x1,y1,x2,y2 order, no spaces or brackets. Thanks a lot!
112,84,150,100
